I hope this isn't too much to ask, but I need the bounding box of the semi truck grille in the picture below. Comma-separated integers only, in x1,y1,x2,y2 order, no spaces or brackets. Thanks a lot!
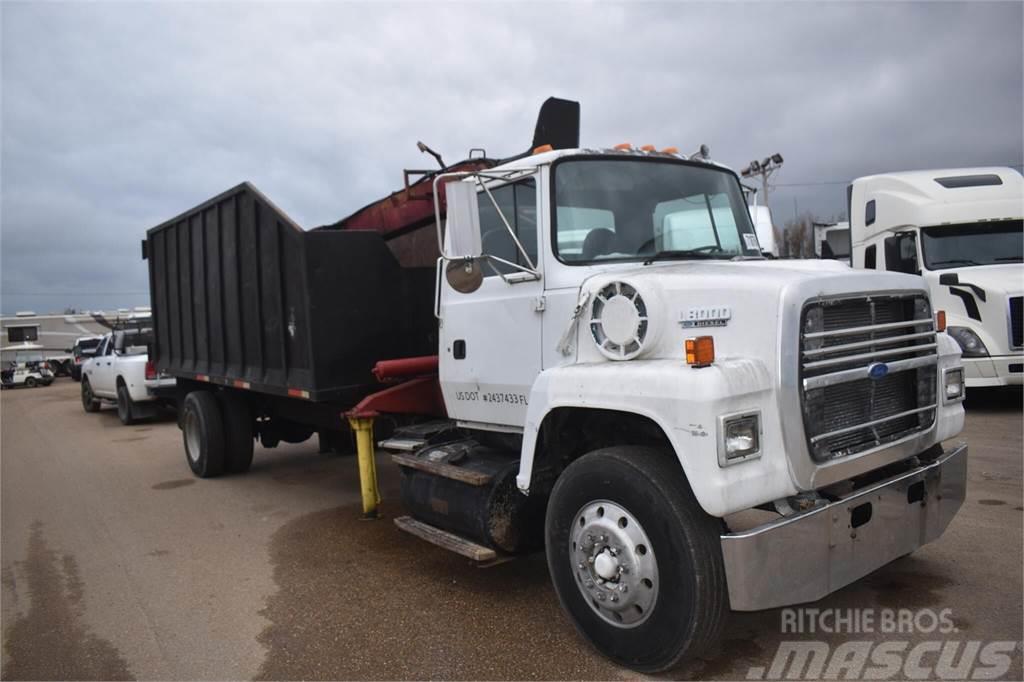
1010,296,1022,349
800,294,938,462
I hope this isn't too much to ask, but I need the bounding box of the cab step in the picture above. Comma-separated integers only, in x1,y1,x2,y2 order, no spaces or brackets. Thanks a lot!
391,452,493,486
377,437,426,452
394,515,497,562
377,420,457,452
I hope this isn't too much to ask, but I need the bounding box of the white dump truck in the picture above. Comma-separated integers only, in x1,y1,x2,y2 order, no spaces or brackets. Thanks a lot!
145,99,968,672
847,167,1023,388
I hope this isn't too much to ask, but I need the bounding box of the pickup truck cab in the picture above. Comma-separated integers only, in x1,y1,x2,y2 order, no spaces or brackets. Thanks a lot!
81,327,175,424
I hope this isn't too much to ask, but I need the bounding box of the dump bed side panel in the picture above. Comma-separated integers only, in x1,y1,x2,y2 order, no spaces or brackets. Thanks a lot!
147,182,437,404
148,183,313,393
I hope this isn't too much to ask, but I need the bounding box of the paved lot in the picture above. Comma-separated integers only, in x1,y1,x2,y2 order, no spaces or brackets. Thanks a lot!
2,380,1021,680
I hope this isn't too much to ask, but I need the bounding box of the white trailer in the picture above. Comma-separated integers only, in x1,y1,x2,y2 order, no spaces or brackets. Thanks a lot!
847,167,1023,387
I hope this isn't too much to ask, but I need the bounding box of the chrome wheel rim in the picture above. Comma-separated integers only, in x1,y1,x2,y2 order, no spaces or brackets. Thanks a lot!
184,410,201,463
569,499,659,628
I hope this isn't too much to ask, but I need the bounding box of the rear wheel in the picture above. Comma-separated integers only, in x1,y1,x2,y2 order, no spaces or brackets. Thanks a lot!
182,391,225,478
81,379,100,412
217,391,254,474
25,377,37,388
116,383,137,425
545,446,727,673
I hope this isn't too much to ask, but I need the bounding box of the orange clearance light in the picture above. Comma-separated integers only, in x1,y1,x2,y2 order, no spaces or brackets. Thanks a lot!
640,144,656,152
661,146,679,154
936,310,947,332
685,336,715,367
532,144,553,155
613,142,632,150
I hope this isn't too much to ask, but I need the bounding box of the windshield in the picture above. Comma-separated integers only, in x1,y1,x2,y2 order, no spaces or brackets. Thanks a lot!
553,158,761,264
921,219,1023,270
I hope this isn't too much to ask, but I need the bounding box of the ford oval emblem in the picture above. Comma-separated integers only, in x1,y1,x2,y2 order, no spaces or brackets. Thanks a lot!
868,362,890,380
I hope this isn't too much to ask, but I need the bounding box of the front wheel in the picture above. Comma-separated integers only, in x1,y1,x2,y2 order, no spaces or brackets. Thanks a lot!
81,379,100,412
25,377,37,388
545,446,727,673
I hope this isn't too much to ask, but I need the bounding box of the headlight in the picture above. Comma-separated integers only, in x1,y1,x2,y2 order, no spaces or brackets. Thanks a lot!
718,411,761,466
947,326,989,357
943,367,965,402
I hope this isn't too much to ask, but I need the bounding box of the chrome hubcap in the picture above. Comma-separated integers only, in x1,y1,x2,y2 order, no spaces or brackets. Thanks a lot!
569,500,658,628
184,411,201,463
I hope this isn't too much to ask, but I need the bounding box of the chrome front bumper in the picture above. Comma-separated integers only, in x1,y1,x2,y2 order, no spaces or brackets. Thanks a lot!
721,443,967,611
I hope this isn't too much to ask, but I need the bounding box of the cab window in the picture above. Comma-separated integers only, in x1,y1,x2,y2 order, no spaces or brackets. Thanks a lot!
478,179,537,276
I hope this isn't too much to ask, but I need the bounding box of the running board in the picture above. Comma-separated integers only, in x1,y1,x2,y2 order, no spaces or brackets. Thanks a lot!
394,516,496,562
391,453,493,486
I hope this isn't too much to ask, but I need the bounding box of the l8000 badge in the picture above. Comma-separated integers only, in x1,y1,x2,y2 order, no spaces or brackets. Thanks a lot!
680,306,731,328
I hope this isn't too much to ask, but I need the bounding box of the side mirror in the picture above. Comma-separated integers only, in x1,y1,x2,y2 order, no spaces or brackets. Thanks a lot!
939,273,959,285
443,180,482,259
445,259,484,294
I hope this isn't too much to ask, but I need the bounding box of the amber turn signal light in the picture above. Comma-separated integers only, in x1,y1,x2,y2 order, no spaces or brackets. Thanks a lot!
685,336,715,367
936,310,946,332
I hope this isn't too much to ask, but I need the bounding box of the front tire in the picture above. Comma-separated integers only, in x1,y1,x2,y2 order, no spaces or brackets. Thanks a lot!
81,378,100,412
117,383,137,425
545,446,727,673
25,377,37,388
182,391,225,478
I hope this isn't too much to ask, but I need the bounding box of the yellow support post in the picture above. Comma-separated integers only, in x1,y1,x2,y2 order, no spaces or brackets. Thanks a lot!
347,416,381,519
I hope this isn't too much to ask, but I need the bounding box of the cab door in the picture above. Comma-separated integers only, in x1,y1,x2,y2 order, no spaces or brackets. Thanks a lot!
88,336,116,397
439,176,543,429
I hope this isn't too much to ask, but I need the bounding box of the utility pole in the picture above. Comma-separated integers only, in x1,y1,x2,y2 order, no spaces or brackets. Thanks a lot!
740,153,784,209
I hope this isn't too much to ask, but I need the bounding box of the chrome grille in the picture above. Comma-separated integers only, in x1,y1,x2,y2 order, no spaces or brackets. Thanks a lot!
1009,296,1022,349
800,294,937,462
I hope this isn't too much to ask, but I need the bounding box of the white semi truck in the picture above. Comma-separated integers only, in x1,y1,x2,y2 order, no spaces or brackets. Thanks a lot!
847,167,1023,388
145,100,968,672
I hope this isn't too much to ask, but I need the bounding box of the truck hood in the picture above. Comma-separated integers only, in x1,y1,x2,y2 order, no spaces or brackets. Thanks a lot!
924,263,1023,297
924,263,1022,354
574,258,931,367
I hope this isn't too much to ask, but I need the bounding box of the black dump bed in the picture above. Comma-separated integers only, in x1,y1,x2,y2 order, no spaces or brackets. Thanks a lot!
144,183,436,404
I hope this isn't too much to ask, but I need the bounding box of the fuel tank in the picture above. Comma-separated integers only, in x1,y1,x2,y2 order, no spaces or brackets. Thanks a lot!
398,440,545,554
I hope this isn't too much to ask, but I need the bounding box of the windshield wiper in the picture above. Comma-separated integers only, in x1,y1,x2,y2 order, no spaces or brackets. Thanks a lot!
642,248,724,265
930,259,980,267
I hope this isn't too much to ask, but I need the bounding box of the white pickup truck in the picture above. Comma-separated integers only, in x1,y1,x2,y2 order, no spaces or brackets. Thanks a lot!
80,328,175,424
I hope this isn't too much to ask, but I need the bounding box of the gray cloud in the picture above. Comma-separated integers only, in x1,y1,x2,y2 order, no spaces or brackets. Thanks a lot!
2,1,1021,313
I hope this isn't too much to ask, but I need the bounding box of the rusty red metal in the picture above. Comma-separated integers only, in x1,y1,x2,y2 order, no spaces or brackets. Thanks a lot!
324,158,495,239
344,375,446,419
372,355,439,382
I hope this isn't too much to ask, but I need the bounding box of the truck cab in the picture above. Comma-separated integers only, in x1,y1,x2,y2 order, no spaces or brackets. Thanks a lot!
431,146,967,667
847,167,1023,388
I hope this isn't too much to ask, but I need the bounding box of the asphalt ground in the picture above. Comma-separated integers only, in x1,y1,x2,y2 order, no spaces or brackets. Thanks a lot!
1,380,1021,680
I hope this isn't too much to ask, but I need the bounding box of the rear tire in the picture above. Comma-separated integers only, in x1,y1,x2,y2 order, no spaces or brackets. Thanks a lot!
25,377,37,388
117,383,137,425
81,379,100,412
544,446,727,673
217,392,254,474
182,391,225,478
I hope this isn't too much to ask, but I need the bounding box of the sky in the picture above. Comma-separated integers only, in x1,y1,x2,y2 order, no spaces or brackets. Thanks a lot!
2,1,1022,315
